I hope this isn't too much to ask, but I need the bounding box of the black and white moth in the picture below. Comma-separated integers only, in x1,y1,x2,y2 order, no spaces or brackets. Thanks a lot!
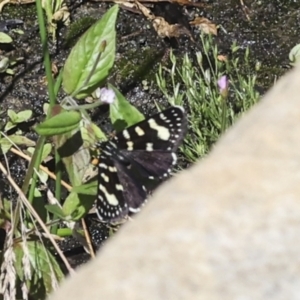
96,106,187,222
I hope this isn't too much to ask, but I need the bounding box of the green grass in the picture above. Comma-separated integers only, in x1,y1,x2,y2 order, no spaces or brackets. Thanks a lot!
156,35,261,163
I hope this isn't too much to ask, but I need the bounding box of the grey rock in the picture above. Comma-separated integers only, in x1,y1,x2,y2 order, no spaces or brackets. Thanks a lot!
49,64,300,300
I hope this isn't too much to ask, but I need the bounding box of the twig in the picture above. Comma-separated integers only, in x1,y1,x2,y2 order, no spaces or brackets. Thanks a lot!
81,218,95,258
240,0,251,21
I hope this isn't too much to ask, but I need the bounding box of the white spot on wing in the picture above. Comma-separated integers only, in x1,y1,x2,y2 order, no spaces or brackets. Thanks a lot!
127,141,134,150
99,185,119,206
99,163,107,169
172,152,177,164
146,143,153,151
109,166,117,172
135,126,145,136
129,206,140,213
148,118,170,141
116,184,124,191
101,173,109,182
159,113,167,120
123,129,130,140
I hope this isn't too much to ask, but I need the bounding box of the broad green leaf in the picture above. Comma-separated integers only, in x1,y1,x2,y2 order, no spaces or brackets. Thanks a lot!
11,28,24,35
90,123,106,141
289,43,300,64
4,120,15,131
53,124,91,187
41,143,52,161
72,180,97,196
80,121,102,148
27,143,52,162
56,227,73,237
0,57,9,72
1,135,14,152
45,204,67,220
0,32,12,43
62,5,118,98
35,110,81,136
0,135,35,154
36,169,49,184
62,191,95,221
7,109,18,123
8,135,35,146
16,110,32,122
109,84,144,131
5,68,14,75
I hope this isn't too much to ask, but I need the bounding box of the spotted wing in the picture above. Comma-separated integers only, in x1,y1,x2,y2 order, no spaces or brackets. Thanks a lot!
95,106,187,222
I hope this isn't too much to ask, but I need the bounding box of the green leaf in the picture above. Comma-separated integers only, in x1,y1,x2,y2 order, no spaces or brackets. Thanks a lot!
5,68,14,75
0,57,9,72
62,5,118,98
7,109,18,123
53,125,91,187
109,84,145,131
289,44,300,64
4,120,15,131
36,169,49,184
35,110,81,136
41,143,52,161
9,135,35,146
0,32,13,43
28,143,52,162
45,204,67,220
62,191,95,221
16,110,32,123
80,122,102,147
0,135,36,154
90,123,106,141
72,180,97,196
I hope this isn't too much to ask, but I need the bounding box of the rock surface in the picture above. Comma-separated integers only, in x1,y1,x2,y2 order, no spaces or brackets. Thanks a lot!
49,64,300,300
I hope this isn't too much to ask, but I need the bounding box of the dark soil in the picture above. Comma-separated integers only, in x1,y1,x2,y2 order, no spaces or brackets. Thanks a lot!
0,0,299,268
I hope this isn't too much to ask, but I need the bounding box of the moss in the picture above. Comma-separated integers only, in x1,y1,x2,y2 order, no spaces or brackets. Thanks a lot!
113,47,165,91
2,4,37,23
63,16,97,49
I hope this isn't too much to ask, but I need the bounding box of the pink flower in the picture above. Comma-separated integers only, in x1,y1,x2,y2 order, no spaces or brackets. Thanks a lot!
217,76,229,98
98,88,115,104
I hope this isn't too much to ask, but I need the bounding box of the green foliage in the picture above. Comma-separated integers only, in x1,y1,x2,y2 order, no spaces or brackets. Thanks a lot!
42,0,70,41
62,191,96,221
62,5,118,98
0,108,35,154
35,108,82,136
0,5,132,300
109,84,145,131
156,35,260,162
0,135,35,154
14,240,64,297
0,32,12,43
289,43,300,65
5,109,32,131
